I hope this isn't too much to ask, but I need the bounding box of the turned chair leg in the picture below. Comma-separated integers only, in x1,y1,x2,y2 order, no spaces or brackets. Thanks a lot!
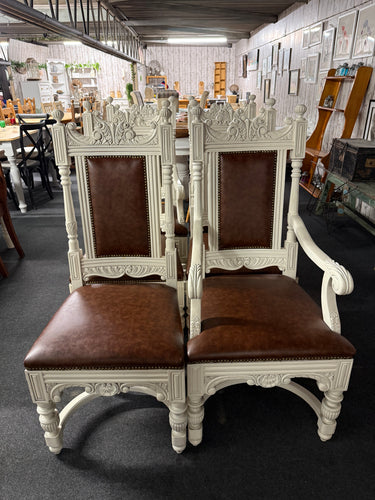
169,402,187,453
187,395,204,446
318,389,344,442
36,401,63,454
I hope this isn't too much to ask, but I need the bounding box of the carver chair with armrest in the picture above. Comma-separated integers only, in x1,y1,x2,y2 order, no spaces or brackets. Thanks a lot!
23,105,187,455
186,101,355,447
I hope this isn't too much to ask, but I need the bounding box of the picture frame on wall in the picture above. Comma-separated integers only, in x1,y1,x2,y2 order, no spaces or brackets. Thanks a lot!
262,58,267,76
353,4,375,59
283,48,291,72
300,58,307,78
242,54,248,78
363,99,375,140
270,69,277,96
256,70,262,90
305,53,320,83
333,10,358,60
302,29,310,49
263,78,271,103
288,69,300,95
267,55,272,74
320,27,336,71
247,49,259,71
278,49,284,75
272,43,280,67
309,22,323,46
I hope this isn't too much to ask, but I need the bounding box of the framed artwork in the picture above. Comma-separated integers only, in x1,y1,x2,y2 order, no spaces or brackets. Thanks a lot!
278,49,284,75
256,70,262,90
309,22,323,46
283,48,291,72
317,72,327,101
263,78,271,103
288,69,300,95
363,99,375,140
270,69,277,96
267,54,272,74
300,58,307,78
334,10,358,60
272,42,280,67
302,29,310,49
353,5,375,59
247,49,259,71
242,54,248,78
320,28,336,71
305,53,320,83
262,58,267,76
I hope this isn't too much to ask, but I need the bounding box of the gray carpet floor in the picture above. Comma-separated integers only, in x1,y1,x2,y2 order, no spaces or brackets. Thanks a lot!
0,178,374,500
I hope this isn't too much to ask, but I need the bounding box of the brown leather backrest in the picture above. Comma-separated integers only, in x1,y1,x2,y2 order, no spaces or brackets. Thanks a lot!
218,151,277,249
86,156,151,257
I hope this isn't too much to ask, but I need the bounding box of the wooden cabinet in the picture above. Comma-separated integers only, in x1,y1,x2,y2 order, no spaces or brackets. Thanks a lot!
69,67,99,99
301,65,373,196
214,62,226,97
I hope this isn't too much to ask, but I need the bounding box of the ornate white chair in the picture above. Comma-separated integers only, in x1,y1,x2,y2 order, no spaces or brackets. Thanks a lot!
186,102,355,447
23,105,187,455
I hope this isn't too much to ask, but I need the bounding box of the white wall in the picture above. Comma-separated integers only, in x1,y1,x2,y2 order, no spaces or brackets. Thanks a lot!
145,45,236,96
8,39,133,102
234,0,375,150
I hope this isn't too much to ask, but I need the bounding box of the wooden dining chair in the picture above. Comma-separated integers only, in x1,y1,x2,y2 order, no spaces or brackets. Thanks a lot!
41,102,55,114
24,97,36,113
186,101,355,447
0,164,24,277
23,105,187,455
0,106,16,124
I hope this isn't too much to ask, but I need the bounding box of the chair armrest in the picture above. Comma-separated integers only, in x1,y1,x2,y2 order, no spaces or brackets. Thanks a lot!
188,220,204,338
290,214,354,332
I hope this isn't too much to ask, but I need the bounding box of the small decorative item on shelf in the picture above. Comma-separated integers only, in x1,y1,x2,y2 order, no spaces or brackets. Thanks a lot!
52,75,59,83
323,95,334,108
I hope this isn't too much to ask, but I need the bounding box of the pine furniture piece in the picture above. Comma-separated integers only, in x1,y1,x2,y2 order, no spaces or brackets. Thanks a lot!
186,100,355,447
301,65,373,196
0,164,24,277
214,62,226,97
23,103,187,455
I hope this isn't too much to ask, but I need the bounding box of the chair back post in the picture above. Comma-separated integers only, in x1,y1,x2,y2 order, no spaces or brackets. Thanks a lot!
82,100,94,136
188,101,205,337
105,96,115,121
264,98,277,131
159,101,178,287
51,109,83,291
241,94,256,119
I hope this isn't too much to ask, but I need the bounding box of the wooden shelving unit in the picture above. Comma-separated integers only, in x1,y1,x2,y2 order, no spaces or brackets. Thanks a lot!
300,66,373,196
214,62,226,97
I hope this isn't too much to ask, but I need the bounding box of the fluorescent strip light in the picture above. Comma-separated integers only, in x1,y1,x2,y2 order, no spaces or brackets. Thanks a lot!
63,41,83,46
167,37,227,44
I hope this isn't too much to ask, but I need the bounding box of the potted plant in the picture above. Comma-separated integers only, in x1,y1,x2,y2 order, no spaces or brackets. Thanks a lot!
126,82,133,105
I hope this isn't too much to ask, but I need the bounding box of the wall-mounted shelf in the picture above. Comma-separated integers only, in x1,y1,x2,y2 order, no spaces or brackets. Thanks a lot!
300,65,373,196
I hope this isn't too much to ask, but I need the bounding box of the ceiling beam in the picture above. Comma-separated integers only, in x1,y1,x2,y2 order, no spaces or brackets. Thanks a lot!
0,0,141,62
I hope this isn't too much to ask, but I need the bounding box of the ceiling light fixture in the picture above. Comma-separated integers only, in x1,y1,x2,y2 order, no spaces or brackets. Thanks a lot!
63,41,83,46
167,37,227,45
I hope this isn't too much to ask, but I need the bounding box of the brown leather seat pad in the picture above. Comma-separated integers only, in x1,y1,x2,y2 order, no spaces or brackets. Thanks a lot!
24,284,184,370
187,275,355,362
